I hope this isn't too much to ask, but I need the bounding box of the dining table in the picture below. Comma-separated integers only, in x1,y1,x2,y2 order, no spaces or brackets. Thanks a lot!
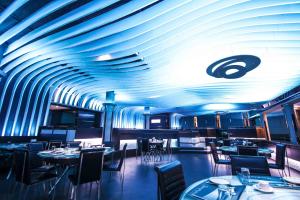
219,146,274,156
38,146,114,196
180,175,300,200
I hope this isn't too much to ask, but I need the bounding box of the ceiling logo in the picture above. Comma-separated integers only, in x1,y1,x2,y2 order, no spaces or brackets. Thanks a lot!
206,55,260,79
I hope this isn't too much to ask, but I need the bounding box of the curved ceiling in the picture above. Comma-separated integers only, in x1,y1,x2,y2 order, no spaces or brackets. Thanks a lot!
1,0,300,115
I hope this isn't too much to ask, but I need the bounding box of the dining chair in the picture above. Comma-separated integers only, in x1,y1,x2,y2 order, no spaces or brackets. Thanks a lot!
237,146,258,156
268,143,289,177
164,138,172,161
136,137,143,159
103,143,127,190
141,138,152,162
13,149,57,199
154,160,186,200
66,141,81,148
209,142,231,176
48,141,62,149
68,149,105,200
230,155,271,176
27,142,56,173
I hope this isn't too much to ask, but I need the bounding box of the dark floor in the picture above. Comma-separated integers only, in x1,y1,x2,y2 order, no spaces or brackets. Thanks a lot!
1,153,300,200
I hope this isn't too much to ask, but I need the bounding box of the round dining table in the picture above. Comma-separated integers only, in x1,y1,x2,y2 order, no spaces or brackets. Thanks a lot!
180,175,300,200
219,146,273,156
38,147,114,195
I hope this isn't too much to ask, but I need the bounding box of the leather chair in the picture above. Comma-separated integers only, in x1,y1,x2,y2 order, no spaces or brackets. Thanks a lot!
68,149,105,200
237,146,258,156
230,155,271,176
66,141,81,148
13,149,57,199
103,143,127,190
268,144,288,176
154,160,186,200
209,142,231,176
27,142,55,173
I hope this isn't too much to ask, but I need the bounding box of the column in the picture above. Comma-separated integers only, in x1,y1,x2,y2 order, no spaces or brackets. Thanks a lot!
144,106,150,129
262,113,271,141
102,91,115,143
283,104,298,144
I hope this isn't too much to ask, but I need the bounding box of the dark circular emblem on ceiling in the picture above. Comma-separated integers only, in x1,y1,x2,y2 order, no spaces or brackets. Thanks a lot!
206,55,261,79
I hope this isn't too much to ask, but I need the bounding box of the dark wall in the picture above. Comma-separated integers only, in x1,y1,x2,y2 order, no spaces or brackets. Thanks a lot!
198,115,216,128
220,113,244,129
48,109,101,128
180,116,194,129
267,114,290,141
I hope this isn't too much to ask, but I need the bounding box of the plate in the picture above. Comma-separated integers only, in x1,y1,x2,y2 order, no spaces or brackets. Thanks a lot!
253,184,274,193
283,177,300,185
209,177,230,185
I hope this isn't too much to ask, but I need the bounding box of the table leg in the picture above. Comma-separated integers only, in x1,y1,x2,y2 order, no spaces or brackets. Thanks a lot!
6,167,13,180
48,166,70,196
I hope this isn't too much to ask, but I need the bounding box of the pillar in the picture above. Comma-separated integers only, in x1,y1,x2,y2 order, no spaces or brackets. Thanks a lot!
102,91,115,143
262,113,271,141
144,106,150,129
283,104,298,144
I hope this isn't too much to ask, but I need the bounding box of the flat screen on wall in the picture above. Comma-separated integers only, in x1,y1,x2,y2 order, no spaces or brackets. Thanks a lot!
151,119,161,124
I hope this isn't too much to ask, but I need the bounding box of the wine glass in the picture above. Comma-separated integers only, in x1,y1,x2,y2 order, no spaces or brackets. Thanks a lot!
240,167,250,185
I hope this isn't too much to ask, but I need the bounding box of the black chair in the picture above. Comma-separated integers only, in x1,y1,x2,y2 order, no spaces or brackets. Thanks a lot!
154,160,186,200
237,146,258,156
164,138,172,161
48,141,62,149
136,137,143,159
230,155,271,176
209,142,231,176
68,149,105,200
27,143,55,173
66,141,81,148
222,139,231,146
13,149,57,199
268,144,288,176
141,138,152,162
103,143,127,190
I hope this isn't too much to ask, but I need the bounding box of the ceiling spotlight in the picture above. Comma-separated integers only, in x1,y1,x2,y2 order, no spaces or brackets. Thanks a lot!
149,95,161,99
97,54,112,61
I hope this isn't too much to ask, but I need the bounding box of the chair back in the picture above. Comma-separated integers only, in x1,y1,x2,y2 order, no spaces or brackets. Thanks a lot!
66,141,81,148
48,141,62,149
166,139,171,150
76,149,104,185
117,143,127,171
275,144,286,169
14,149,31,184
230,155,271,176
154,160,186,200
141,138,150,152
137,138,143,154
223,139,231,146
209,142,219,163
27,143,44,169
237,146,258,156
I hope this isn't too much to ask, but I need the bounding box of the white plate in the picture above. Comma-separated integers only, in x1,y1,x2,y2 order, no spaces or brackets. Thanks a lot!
283,177,300,185
209,177,230,185
253,184,274,193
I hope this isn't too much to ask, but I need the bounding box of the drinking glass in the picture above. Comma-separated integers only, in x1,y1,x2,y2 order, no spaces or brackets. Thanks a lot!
240,167,250,185
217,185,231,200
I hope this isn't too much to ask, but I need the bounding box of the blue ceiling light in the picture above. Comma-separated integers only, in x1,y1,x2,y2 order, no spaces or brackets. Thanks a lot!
203,103,236,111
206,55,261,79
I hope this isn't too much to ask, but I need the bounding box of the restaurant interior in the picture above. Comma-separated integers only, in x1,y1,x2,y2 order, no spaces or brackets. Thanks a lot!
1,1,300,200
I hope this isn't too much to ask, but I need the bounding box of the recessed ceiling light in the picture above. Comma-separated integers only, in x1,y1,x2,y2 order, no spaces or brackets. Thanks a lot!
97,54,112,61
149,95,161,99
